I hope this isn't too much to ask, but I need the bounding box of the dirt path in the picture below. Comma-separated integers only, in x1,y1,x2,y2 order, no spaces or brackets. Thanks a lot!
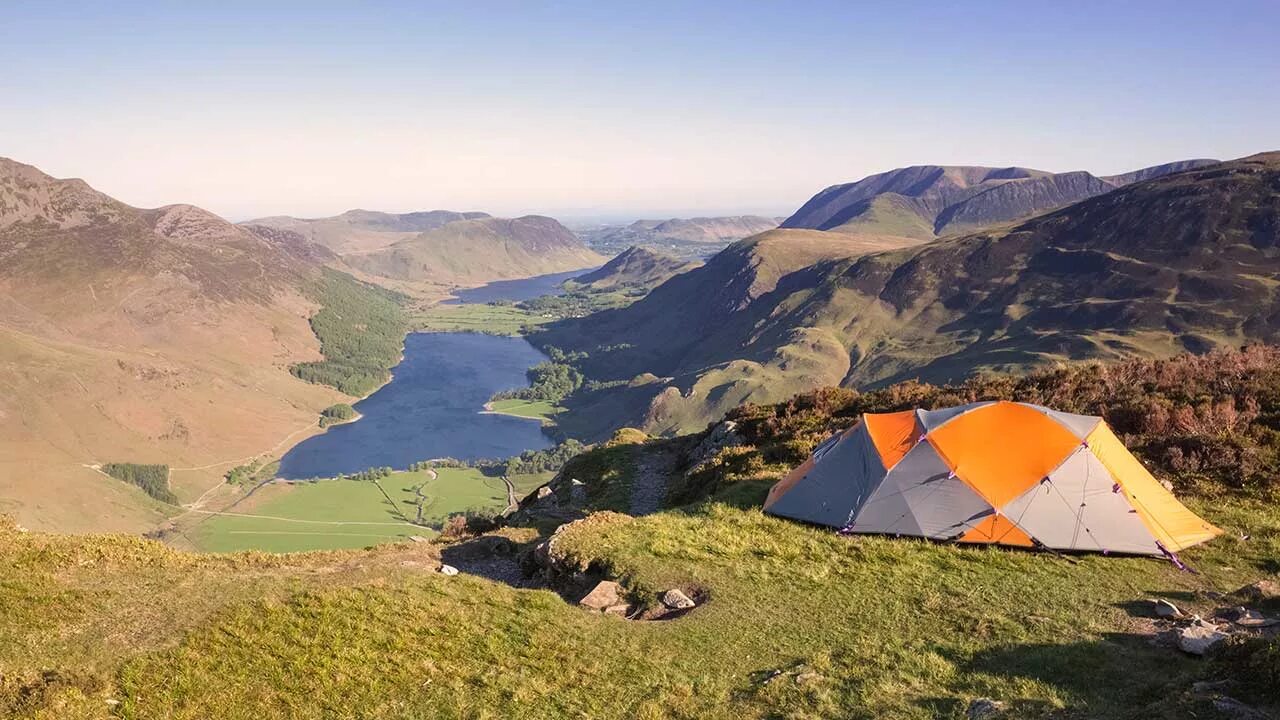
629,446,677,516
502,476,518,514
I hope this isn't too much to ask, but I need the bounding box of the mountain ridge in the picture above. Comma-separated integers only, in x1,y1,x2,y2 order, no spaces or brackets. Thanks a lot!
782,158,1220,239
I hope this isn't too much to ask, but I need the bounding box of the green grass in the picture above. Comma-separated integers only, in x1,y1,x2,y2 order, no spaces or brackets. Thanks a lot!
410,303,552,336
486,398,564,422
3,494,1276,719
191,468,551,553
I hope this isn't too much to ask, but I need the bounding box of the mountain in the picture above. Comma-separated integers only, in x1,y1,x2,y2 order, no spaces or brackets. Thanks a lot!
782,159,1219,239
567,246,700,292
344,215,605,284
578,215,782,260
542,154,1280,438
0,158,369,534
244,209,491,254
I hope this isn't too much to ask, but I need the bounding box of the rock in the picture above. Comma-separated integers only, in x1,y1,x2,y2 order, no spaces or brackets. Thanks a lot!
1213,696,1271,720
1178,622,1230,655
408,535,428,543
1233,609,1279,628
438,564,459,576
604,603,630,617
1235,580,1280,603
1151,598,1183,618
966,698,1006,719
536,486,554,500
1191,679,1232,694
660,588,696,610
579,580,625,611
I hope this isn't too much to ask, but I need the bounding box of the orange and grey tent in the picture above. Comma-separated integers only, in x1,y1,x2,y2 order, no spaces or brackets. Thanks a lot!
763,402,1221,556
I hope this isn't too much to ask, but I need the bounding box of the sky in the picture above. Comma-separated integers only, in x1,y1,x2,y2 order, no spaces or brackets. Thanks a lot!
2,1,1277,222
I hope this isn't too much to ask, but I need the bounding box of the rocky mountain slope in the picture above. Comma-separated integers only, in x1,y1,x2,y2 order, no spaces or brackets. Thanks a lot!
244,209,491,254
345,215,604,284
782,159,1218,239
568,246,700,292
542,154,1280,438
0,158,370,534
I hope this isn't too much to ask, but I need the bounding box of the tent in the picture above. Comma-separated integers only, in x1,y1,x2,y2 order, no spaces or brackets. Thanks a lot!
763,401,1221,556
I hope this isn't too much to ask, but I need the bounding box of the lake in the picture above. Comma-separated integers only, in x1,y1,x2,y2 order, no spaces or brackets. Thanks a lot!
277,333,553,479
444,267,594,304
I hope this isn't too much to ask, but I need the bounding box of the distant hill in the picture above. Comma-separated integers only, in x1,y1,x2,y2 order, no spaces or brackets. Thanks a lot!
782,159,1218,239
568,246,700,292
244,209,491,254
345,215,605,284
0,157,382,535
579,215,782,260
542,154,1280,438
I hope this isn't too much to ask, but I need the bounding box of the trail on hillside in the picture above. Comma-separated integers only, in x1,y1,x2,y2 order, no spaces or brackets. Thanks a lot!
629,445,677,515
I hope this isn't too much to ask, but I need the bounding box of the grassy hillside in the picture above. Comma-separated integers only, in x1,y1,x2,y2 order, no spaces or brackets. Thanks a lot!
540,154,1280,439
345,215,605,285
3,348,1279,718
0,158,349,535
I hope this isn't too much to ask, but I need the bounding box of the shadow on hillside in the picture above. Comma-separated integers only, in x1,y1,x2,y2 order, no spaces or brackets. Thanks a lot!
440,535,544,590
945,632,1205,717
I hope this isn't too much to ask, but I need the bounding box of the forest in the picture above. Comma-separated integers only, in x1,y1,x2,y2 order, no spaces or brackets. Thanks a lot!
101,463,176,504
290,269,409,397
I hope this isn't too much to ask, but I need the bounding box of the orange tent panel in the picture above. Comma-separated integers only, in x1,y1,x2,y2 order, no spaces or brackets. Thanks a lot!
862,410,919,470
1085,423,1222,552
959,513,1035,547
928,402,1080,508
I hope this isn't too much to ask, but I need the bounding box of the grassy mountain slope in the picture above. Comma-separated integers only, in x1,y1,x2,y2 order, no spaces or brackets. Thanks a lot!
345,215,605,284
542,154,1280,438
243,209,492,254
782,159,1219,239
567,246,700,292
0,158,395,534
4,348,1278,719
579,215,782,259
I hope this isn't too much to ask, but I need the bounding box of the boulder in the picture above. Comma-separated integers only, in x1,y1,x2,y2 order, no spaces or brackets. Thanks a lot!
604,603,630,617
1179,622,1230,655
536,486,554,500
438,564,459,576
1232,608,1278,628
966,698,1006,719
579,580,625,611
1151,598,1182,619
1235,580,1280,604
660,588,696,610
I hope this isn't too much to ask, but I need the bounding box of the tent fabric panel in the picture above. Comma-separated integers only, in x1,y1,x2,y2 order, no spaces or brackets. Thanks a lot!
1003,447,1160,555
915,402,993,432
959,513,1035,546
764,423,888,528
862,410,920,471
1027,405,1103,440
928,401,1080,508
764,426,852,510
764,455,815,510
1085,423,1222,552
853,440,993,539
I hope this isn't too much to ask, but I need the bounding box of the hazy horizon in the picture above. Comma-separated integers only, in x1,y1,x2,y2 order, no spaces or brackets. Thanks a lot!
4,1,1277,221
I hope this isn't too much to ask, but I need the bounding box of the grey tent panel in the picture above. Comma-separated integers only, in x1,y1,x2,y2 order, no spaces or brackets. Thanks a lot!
851,440,991,539
1002,446,1158,555
915,402,993,432
765,423,888,528
1025,404,1102,440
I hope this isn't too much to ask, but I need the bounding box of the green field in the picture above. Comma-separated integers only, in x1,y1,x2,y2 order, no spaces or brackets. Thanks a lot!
191,468,552,553
409,303,552,336
486,398,564,422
